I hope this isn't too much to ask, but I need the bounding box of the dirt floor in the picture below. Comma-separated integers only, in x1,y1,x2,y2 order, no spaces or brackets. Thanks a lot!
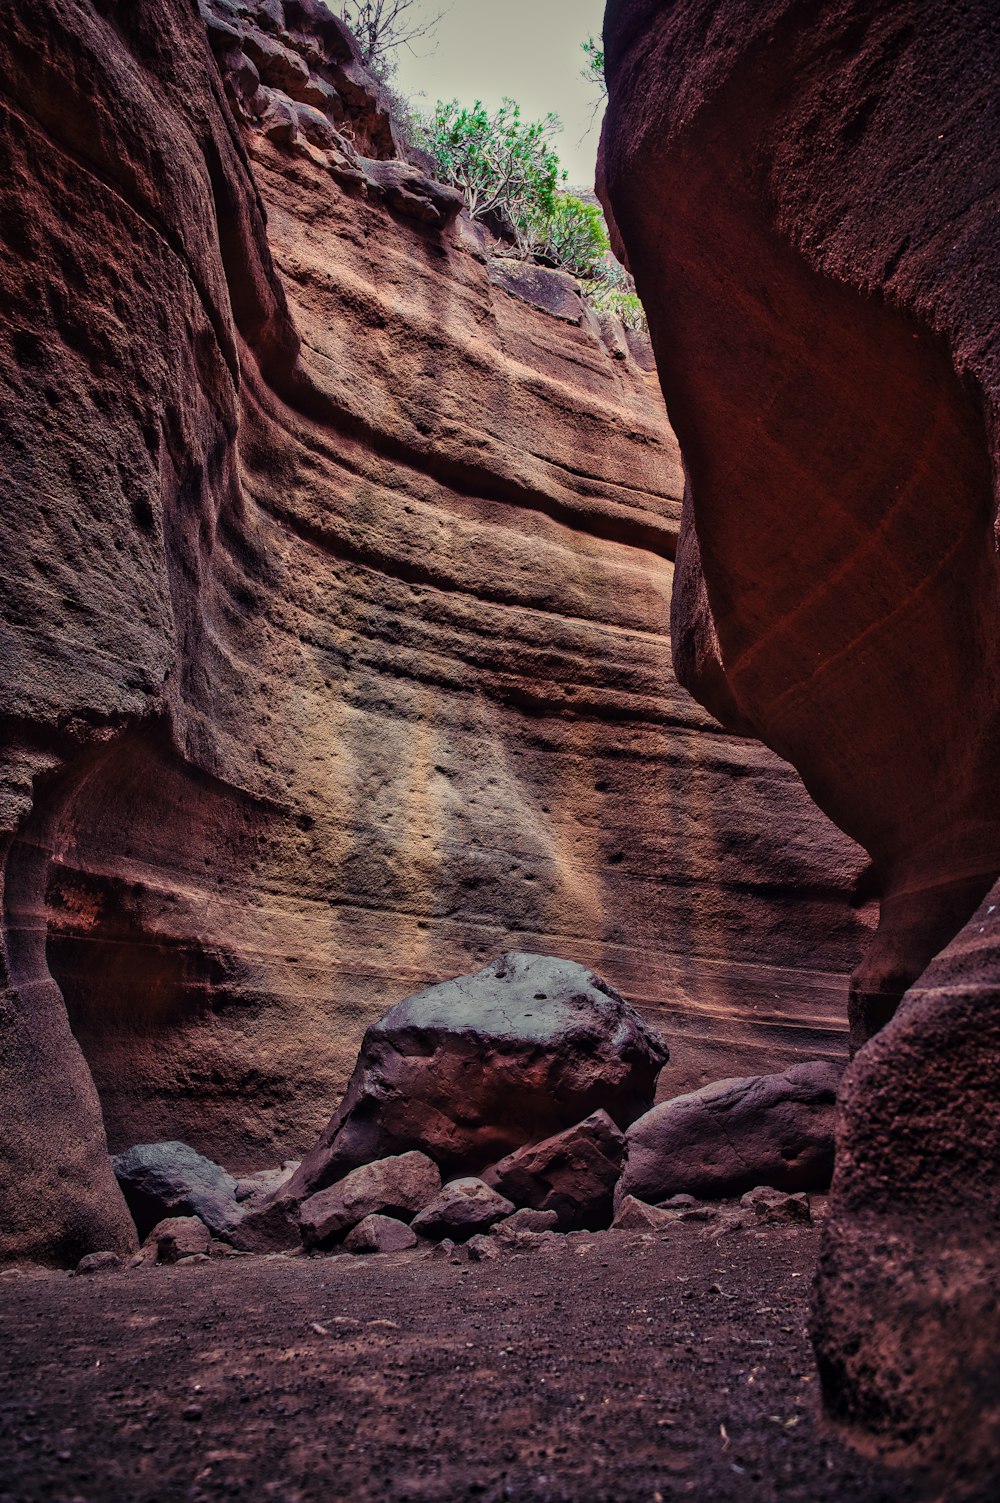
0,1218,924,1503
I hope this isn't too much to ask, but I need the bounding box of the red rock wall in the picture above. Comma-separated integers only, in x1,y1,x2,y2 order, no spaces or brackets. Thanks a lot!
600,0,1000,1483
0,0,869,1262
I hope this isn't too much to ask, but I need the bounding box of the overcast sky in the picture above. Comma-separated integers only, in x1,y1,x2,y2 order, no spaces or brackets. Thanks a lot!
390,0,607,190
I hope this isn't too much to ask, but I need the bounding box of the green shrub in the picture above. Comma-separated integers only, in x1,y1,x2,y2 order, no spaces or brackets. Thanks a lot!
581,260,648,332
527,194,609,279
424,97,563,245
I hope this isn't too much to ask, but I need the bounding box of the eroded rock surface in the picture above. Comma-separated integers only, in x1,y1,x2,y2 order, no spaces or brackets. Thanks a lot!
600,0,1000,1484
1,0,871,1264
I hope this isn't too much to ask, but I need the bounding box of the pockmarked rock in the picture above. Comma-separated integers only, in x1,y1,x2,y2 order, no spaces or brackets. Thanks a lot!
617,1062,841,1207
112,1143,243,1240
286,954,668,1201
410,1179,515,1242
298,1152,441,1248
344,1215,417,1254
601,0,1000,1480
483,1110,626,1231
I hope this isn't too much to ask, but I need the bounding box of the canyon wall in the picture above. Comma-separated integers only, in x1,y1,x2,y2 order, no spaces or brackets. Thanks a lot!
0,0,869,1264
600,0,1000,1486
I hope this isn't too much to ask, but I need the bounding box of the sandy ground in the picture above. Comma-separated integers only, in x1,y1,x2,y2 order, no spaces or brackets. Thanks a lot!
0,1219,923,1502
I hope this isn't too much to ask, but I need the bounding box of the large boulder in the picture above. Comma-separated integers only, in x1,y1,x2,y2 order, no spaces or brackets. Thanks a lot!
616,1062,841,1207
483,1110,626,1231
297,1151,440,1249
112,1142,242,1240
284,954,668,1201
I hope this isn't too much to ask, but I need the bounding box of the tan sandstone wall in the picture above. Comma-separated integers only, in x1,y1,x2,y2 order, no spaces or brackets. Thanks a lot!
0,0,869,1259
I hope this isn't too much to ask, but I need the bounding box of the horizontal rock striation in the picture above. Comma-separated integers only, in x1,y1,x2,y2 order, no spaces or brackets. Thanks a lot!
600,0,1000,1484
0,0,869,1261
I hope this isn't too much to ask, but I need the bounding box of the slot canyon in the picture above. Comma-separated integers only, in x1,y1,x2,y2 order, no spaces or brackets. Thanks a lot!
0,0,997,1499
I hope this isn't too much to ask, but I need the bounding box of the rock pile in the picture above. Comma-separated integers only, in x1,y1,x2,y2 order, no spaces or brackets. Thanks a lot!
284,953,669,1199
103,956,843,1262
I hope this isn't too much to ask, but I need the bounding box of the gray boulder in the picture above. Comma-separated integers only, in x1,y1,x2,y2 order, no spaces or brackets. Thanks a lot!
482,1109,625,1231
410,1178,514,1242
298,1151,440,1249
616,1060,842,1206
112,1142,242,1239
344,1215,418,1254
285,953,668,1202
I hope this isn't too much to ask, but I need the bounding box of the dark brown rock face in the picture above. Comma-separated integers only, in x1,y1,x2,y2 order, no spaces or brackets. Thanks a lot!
601,0,1000,1484
483,1109,626,1231
615,1063,840,1207
1,0,871,1264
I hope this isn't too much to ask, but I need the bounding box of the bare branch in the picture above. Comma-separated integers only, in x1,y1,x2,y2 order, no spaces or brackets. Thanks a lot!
340,0,446,74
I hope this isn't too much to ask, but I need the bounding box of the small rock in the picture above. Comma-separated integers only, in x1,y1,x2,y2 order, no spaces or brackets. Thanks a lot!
362,159,465,227
234,1161,300,1205
491,1208,560,1236
257,87,298,147
467,1234,500,1262
208,1239,242,1258
227,1197,301,1254
344,1215,418,1254
740,1186,812,1224
410,1178,514,1242
72,1251,122,1276
611,1196,678,1232
425,1237,457,1261
292,100,339,149
240,25,310,96
299,1151,441,1248
617,1061,841,1206
659,1194,698,1209
142,1216,212,1265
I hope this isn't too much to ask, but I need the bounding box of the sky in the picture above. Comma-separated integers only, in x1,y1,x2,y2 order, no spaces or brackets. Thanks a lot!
390,0,607,190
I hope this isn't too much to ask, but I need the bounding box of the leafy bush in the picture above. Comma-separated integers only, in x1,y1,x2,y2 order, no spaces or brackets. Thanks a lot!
424,97,563,246
415,89,645,330
527,194,609,279
581,261,648,332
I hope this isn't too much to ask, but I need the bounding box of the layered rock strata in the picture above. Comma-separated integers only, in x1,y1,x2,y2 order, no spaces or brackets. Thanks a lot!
600,0,1000,1484
1,0,868,1262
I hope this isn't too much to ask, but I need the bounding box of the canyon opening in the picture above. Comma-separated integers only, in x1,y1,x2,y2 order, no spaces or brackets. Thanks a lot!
1,3,998,1500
